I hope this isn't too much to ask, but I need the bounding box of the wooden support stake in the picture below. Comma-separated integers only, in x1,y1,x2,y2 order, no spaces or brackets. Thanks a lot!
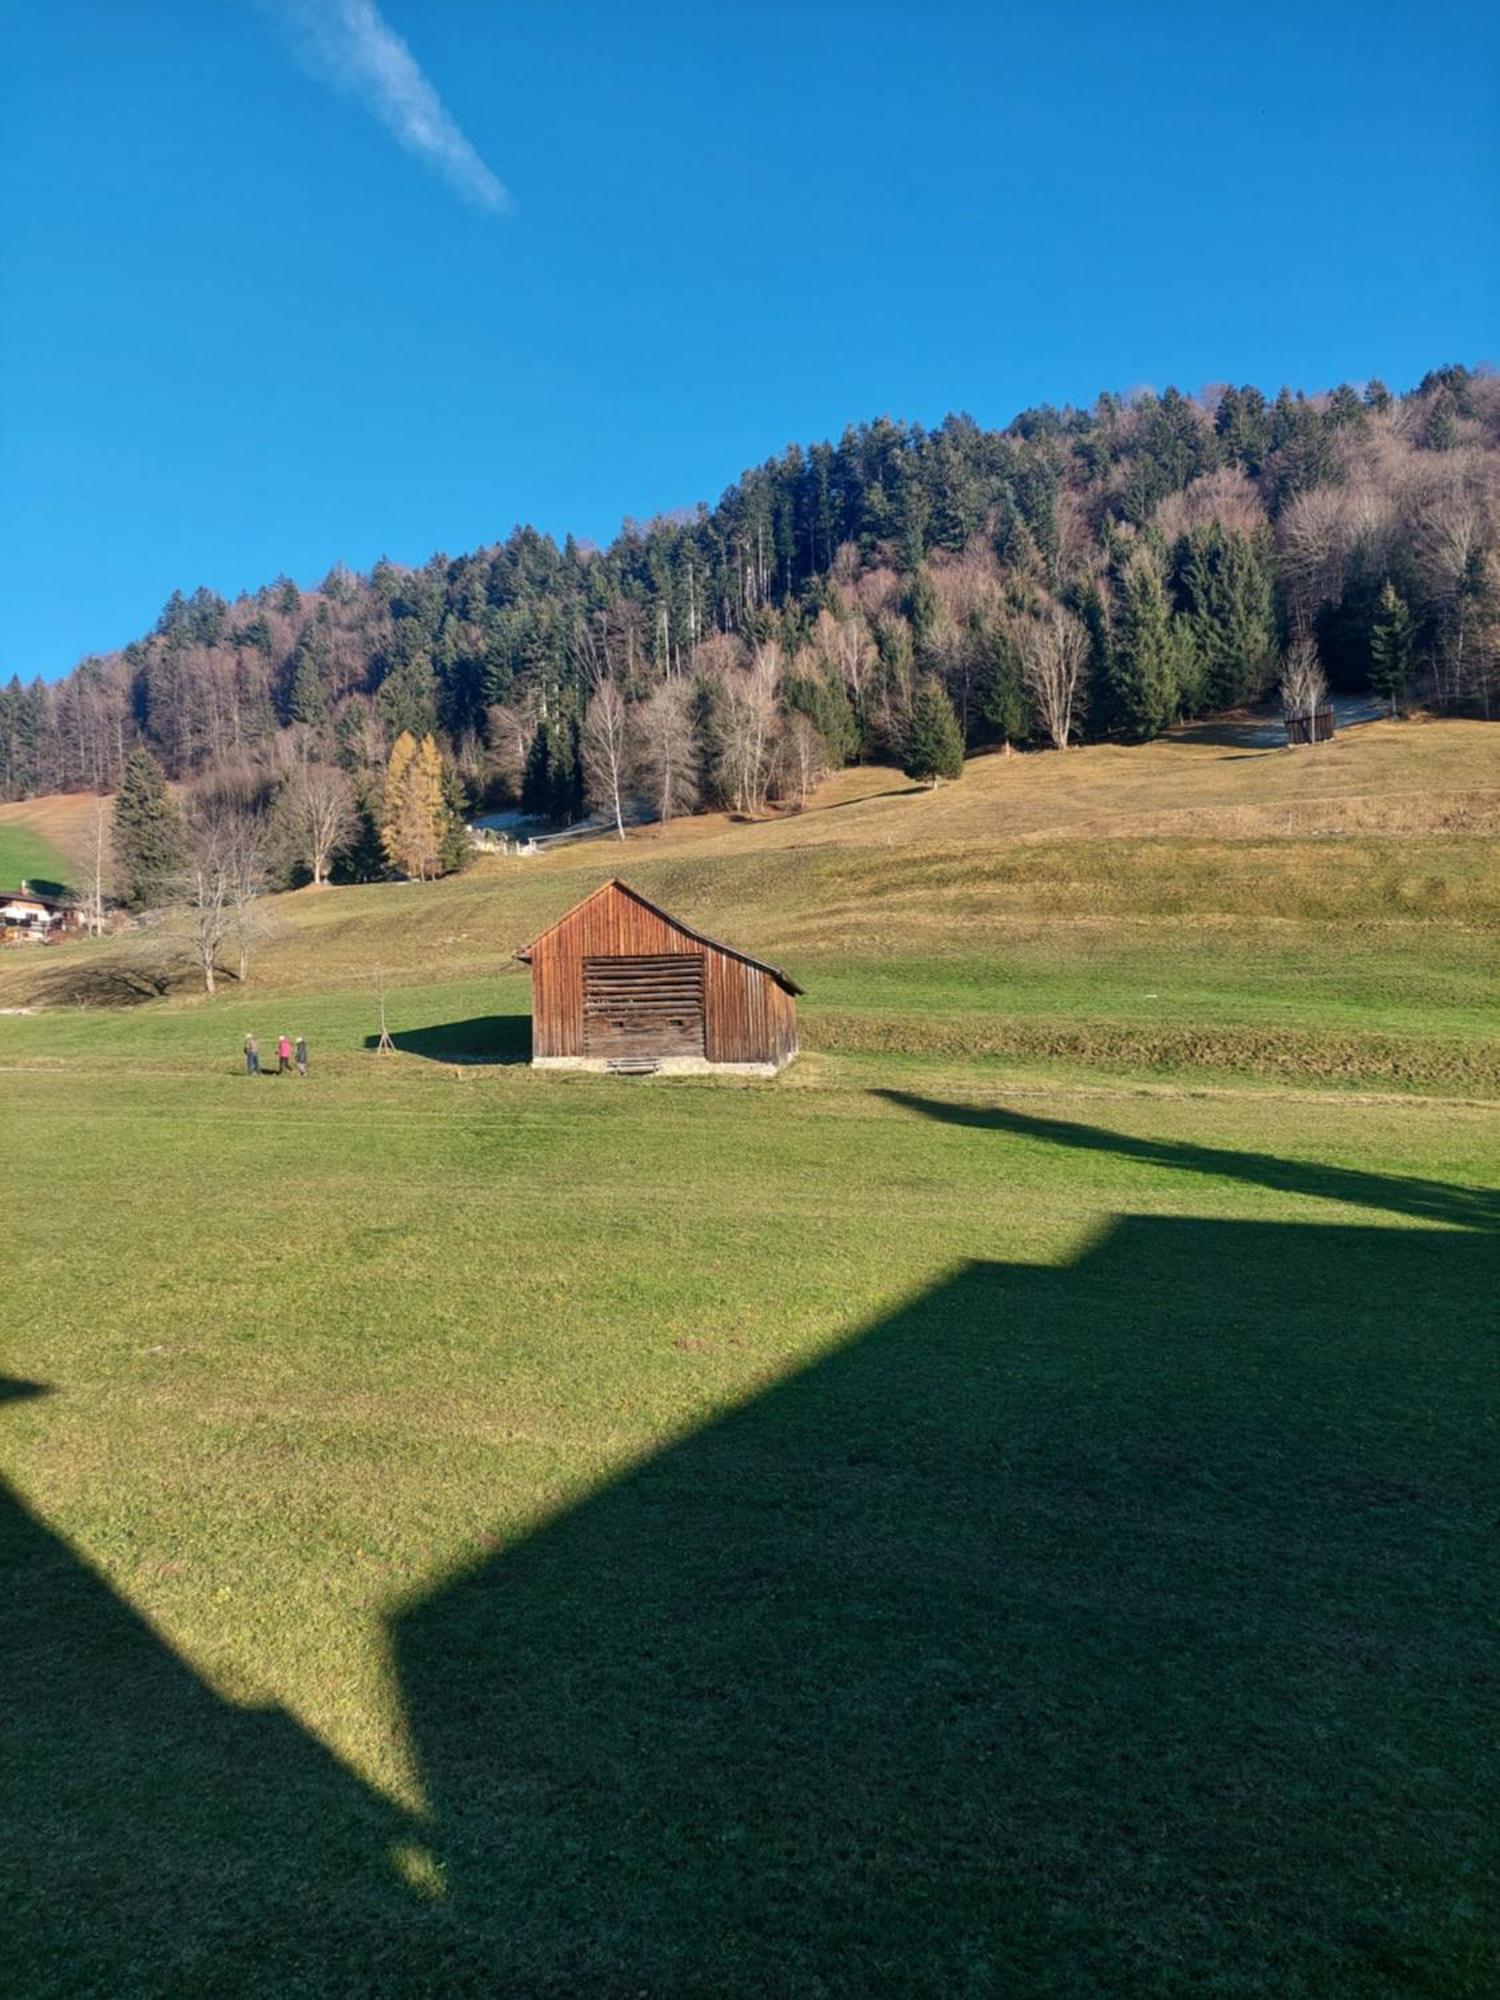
374,966,395,1054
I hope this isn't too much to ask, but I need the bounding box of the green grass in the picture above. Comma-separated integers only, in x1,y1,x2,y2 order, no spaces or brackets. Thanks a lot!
3,1029,1497,1995
0,817,71,894
3,724,1498,1993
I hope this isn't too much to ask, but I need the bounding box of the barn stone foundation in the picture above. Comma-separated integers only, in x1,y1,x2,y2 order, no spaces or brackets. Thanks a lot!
531,1054,792,1078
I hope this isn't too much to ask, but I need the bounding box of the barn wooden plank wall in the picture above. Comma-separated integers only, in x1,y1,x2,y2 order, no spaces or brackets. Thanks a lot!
583,955,706,1058
525,881,798,1068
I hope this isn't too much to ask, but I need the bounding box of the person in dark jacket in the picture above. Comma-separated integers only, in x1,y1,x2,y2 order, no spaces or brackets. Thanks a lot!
294,1036,308,1078
244,1034,260,1076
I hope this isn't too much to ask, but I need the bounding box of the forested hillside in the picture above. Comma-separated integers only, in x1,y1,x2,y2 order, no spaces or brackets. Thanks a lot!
3,364,1495,838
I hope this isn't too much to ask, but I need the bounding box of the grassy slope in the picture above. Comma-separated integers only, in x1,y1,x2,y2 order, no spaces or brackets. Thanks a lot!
4,717,1497,1090
0,815,73,893
3,718,1498,1996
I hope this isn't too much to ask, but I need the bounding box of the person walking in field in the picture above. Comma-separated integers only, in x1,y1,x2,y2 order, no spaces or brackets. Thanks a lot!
277,1033,292,1075
244,1033,260,1076
294,1035,307,1078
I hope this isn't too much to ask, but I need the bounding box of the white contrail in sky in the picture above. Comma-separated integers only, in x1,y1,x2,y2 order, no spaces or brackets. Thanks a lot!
270,0,510,213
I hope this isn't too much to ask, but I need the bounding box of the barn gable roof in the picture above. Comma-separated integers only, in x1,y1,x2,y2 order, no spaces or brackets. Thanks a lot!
516,879,804,996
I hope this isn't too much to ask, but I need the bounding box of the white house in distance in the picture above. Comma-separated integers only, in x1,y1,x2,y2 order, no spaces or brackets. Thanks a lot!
1,881,82,943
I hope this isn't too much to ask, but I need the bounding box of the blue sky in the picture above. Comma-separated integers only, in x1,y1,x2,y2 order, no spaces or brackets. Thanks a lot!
2,1,1495,679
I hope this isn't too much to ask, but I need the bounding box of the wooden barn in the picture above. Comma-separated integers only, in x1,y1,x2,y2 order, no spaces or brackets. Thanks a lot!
517,879,801,1075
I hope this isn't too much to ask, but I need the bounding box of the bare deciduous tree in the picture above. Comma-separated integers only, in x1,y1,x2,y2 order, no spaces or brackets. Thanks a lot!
336,697,390,787
80,793,111,938
581,679,635,840
815,607,875,728
1277,486,1353,633
715,645,782,815
1416,484,1487,705
223,810,270,981
1279,638,1328,735
774,713,829,811
483,700,537,804
272,761,356,886
182,815,233,996
1016,603,1088,751
638,680,699,825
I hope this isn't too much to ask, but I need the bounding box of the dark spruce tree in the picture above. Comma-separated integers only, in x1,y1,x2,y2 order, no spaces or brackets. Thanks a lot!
112,747,186,909
1172,524,1276,710
1075,579,1117,736
1369,582,1416,715
979,624,1030,751
438,761,470,875
333,786,388,885
523,708,584,825
285,640,328,728
783,668,859,768
902,677,965,787
547,707,584,824
520,721,553,819
377,653,439,742
1108,556,1182,741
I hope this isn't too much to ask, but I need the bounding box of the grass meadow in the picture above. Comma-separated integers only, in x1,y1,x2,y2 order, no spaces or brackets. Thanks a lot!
0,812,72,893
3,720,1497,1995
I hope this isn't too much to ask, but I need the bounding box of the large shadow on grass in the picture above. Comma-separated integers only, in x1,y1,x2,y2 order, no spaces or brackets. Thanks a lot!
391,1210,1498,1993
7,1183,1497,1989
20,953,188,1009
879,1091,1500,1232
361,1012,531,1065
0,1379,424,1995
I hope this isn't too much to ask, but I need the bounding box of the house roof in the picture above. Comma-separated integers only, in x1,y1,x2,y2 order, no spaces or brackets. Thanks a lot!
1,887,73,912
516,878,803,996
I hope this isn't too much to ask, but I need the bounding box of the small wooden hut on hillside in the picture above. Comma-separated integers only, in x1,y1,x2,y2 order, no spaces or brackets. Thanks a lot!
517,879,801,1075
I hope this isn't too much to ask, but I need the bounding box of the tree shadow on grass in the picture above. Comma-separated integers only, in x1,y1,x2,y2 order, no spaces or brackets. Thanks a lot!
877,1091,1500,1233
361,1013,531,1066
4,876,73,901
823,781,931,808
1169,713,1281,750
20,953,189,1009
7,1190,1497,1989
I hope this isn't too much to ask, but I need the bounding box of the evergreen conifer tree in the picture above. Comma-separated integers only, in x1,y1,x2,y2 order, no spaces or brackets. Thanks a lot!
1425,393,1460,452
1109,556,1181,741
1173,524,1276,710
377,654,439,741
286,641,327,727
112,747,186,909
783,671,858,767
521,722,552,818
1369,581,1415,715
1075,581,1118,736
438,762,470,875
335,786,387,883
546,708,584,824
906,567,940,647
979,625,1030,750
902,677,965,787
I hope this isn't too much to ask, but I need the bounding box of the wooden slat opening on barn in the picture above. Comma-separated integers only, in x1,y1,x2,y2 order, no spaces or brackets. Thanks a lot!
517,880,800,1076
